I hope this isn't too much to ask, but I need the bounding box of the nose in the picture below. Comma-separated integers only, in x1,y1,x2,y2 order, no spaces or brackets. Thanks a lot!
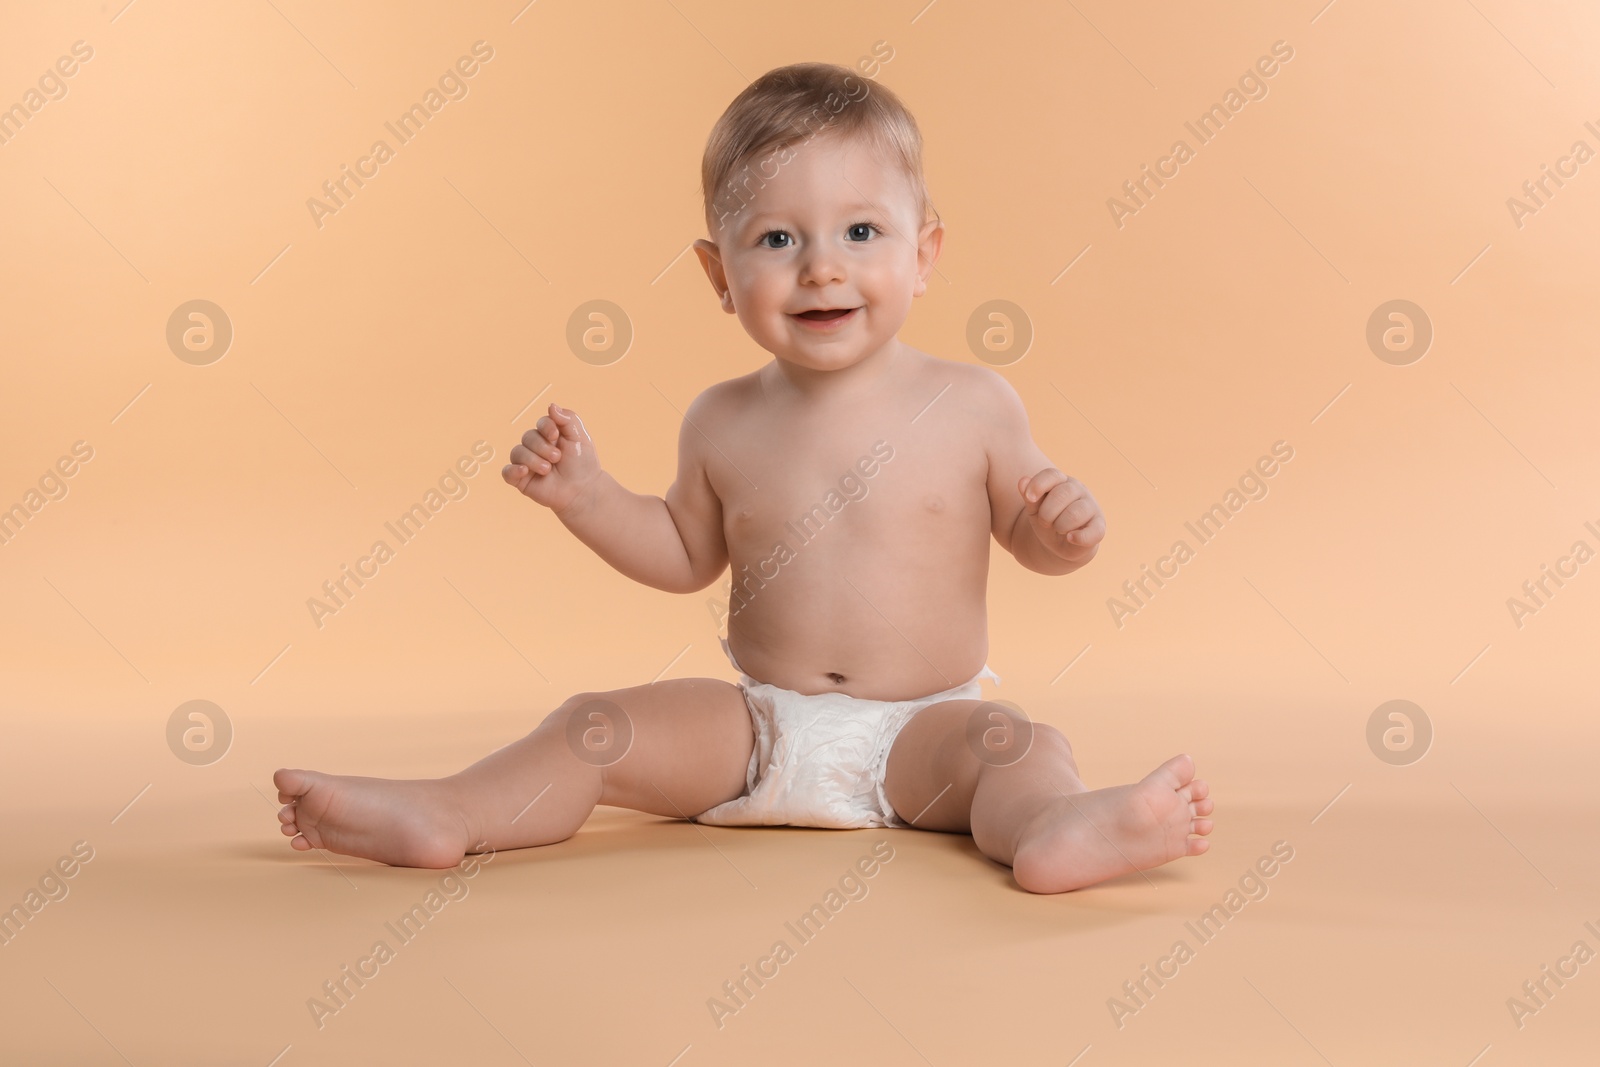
796,242,845,287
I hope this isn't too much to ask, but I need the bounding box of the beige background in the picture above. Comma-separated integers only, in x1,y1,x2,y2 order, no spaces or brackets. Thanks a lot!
2,0,1597,1063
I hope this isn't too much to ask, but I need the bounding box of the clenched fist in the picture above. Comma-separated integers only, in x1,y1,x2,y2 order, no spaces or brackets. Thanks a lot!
1017,469,1104,559
503,403,601,514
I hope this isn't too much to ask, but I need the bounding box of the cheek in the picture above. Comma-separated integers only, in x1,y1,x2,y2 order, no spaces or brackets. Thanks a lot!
731,272,787,330
872,249,917,288
744,271,790,314
864,260,915,307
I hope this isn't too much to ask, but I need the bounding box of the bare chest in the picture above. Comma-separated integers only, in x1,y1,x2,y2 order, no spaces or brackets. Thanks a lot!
715,430,987,563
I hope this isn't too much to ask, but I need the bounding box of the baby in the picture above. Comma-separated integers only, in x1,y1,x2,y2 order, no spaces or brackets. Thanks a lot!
274,62,1213,893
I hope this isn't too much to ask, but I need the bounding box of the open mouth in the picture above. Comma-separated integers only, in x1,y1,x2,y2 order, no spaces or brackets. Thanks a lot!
790,307,859,327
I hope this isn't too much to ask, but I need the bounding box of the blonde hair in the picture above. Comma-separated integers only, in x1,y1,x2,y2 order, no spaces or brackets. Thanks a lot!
700,61,936,238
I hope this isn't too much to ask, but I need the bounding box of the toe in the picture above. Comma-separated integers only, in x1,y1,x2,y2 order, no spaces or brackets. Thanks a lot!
1188,779,1209,802
280,822,300,837
1192,817,1213,836
274,768,308,796
1187,836,1210,856
290,834,312,851
1144,753,1195,791
1192,797,1214,817
277,804,297,825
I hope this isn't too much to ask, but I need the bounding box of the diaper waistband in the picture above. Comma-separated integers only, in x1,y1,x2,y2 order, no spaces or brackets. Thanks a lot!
720,635,1001,691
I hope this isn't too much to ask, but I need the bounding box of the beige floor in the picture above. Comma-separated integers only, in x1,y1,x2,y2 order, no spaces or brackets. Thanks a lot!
3,686,1595,1066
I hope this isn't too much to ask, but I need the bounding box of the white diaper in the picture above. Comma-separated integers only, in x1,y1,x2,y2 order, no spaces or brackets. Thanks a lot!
692,637,1001,830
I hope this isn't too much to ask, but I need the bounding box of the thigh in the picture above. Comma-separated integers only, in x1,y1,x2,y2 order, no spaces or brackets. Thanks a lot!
578,677,755,819
881,698,991,833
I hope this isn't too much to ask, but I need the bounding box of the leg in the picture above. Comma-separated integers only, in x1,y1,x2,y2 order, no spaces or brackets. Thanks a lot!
273,678,754,868
882,699,1214,894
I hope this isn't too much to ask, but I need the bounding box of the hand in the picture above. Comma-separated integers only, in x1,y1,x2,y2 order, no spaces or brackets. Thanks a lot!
503,403,601,514
1017,469,1104,559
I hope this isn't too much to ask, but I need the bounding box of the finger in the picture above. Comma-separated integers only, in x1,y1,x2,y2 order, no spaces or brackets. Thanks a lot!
1064,514,1106,546
525,421,557,449
1019,472,1070,515
1035,483,1086,529
508,444,553,472
1020,469,1070,509
549,404,586,442
1047,495,1094,534
500,463,534,491
559,405,590,438
526,434,562,462
549,405,591,457
1016,477,1034,513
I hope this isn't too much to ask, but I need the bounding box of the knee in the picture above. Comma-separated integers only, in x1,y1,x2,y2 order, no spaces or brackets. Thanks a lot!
1019,721,1074,766
1034,721,1071,750
541,692,633,772
539,691,610,730
960,704,1070,771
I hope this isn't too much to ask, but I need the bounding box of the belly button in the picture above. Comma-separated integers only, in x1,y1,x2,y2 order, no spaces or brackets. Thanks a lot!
826,672,845,684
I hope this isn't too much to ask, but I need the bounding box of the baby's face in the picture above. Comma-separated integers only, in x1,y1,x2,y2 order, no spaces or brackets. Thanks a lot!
694,131,941,374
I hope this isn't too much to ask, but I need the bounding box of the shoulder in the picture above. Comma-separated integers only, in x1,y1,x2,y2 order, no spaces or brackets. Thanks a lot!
901,349,1025,421
677,370,763,453
685,369,760,421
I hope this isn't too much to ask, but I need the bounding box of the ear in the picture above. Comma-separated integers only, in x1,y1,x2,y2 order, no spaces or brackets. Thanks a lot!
912,217,944,298
693,238,736,313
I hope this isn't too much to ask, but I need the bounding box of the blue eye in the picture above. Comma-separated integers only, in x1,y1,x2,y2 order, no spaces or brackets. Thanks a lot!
756,222,881,248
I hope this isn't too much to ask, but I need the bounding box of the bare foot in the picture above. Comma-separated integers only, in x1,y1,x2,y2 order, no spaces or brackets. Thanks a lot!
273,768,472,869
1009,754,1213,894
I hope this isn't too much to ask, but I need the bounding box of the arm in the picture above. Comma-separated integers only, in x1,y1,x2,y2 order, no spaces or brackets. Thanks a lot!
980,371,1105,576
502,399,728,594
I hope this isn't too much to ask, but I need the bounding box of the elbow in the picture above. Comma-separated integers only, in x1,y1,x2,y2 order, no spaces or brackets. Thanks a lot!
692,546,732,592
665,560,728,596
661,576,709,595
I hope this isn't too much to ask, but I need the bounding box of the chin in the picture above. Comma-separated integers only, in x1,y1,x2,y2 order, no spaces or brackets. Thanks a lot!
770,351,852,373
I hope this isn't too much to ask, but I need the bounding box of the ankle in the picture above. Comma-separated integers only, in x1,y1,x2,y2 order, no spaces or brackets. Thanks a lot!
425,777,478,856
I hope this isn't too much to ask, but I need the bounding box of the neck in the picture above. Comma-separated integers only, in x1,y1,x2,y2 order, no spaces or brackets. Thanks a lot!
765,337,903,402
